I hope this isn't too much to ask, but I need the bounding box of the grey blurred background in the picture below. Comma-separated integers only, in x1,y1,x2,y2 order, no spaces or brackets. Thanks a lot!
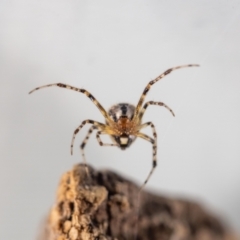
1,0,240,239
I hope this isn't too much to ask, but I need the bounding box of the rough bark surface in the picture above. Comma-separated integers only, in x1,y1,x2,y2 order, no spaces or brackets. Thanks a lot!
38,164,238,240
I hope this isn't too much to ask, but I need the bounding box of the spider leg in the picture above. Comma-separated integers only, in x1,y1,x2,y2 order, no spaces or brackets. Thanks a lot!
79,127,117,177
134,64,199,118
138,101,175,121
71,119,106,155
80,125,97,175
136,122,157,190
96,131,118,147
29,83,110,120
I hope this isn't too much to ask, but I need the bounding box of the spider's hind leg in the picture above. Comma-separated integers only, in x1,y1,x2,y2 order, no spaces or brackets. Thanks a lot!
71,119,106,155
80,128,117,177
71,120,114,176
80,125,97,175
96,131,118,147
138,101,175,121
136,122,157,191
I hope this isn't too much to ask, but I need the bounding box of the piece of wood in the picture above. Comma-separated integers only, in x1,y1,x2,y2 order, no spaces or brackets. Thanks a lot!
38,164,238,240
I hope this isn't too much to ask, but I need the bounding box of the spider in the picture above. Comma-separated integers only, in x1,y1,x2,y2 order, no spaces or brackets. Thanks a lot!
29,64,199,189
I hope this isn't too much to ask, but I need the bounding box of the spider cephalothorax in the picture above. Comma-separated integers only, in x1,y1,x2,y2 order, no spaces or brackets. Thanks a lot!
29,64,199,189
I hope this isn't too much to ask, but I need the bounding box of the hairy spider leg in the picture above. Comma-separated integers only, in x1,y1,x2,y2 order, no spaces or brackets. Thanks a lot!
81,127,118,175
71,120,107,155
134,64,199,119
81,126,97,150
79,126,117,175
29,83,110,120
80,125,98,174
138,101,175,121
136,122,157,190
96,131,118,147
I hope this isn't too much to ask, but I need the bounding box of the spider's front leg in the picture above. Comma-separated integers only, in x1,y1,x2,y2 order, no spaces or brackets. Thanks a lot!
136,122,157,190
133,64,199,118
29,83,110,120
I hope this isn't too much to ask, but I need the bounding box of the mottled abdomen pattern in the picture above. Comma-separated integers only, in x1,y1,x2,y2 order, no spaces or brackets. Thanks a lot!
108,103,135,122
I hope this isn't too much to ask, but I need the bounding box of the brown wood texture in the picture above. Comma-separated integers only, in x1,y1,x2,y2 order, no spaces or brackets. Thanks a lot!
38,164,238,240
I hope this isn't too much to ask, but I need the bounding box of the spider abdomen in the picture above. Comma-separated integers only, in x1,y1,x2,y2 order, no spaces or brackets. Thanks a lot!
108,103,135,122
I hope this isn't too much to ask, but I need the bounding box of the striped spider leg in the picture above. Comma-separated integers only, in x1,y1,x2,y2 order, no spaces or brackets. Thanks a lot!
77,125,118,175
29,64,199,189
132,64,199,188
70,120,106,175
133,64,199,120
138,101,175,122
29,83,116,171
29,83,110,120
135,122,157,191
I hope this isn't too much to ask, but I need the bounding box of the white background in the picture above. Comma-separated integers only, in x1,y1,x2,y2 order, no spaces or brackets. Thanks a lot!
1,1,240,239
